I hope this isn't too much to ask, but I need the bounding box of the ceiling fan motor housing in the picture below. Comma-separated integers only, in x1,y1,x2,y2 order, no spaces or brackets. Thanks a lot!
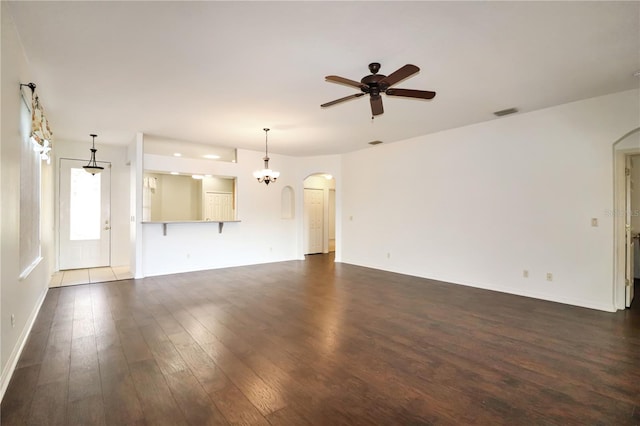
361,74,388,94
361,63,389,95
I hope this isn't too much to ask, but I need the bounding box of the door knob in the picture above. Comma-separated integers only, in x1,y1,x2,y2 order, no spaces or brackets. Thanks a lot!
104,226,111,230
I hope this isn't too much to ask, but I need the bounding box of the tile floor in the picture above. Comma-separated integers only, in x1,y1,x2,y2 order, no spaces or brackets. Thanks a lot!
49,265,133,287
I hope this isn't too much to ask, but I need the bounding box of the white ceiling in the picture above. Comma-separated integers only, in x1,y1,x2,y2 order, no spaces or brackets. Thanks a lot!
7,1,640,156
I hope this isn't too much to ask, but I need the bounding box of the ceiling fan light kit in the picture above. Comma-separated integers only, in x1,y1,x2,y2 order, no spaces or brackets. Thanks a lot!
321,62,436,117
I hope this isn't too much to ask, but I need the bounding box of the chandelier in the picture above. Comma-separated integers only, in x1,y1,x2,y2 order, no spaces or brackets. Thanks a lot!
83,134,104,175
253,128,280,185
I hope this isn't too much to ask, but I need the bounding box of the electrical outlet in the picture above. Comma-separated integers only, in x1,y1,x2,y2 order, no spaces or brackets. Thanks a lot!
11,314,15,327
523,270,529,278
546,273,553,282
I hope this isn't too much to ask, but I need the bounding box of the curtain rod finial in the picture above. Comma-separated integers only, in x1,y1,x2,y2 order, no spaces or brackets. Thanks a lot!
20,82,36,93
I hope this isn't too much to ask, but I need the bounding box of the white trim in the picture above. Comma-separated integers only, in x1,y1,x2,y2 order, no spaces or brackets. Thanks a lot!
0,286,48,402
18,255,43,281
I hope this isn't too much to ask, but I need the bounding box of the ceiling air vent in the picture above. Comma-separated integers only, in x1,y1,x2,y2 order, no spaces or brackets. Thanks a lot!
493,107,519,117
368,140,383,145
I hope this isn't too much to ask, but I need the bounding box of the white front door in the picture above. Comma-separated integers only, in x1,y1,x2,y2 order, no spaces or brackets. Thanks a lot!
304,188,324,254
59,158,111,270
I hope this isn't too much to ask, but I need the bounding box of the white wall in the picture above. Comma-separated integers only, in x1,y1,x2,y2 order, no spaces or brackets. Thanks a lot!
141,149,298,275
140,149,343,275
342,89,640,312
129,133,144,278
1,4,55,399
54,140,130,267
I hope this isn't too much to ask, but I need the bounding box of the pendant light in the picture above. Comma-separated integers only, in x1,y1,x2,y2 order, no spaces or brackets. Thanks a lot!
83,133,104,175
253,128,280,185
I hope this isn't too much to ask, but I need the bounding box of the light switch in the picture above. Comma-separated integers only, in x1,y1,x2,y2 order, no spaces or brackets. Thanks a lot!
591,218,598,227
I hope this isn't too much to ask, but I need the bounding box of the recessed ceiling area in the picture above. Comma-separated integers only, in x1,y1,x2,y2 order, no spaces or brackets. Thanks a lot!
6,1,639,156
144,135,237,163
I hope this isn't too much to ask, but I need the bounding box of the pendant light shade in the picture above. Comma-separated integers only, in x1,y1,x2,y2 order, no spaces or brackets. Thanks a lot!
83,133,104,175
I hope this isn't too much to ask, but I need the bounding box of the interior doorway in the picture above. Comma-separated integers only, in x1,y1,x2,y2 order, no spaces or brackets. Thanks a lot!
303,174,336,255
613,128,640,309
627,155,640,306
59,158,111,270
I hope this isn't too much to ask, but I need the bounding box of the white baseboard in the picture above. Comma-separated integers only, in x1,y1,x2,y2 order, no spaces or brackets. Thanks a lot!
341,260,617,313
0,286,48,402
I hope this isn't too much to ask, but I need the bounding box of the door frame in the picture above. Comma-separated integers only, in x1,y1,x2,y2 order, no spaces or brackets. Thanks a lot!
301,173,337,258
57,157,112,270
625,155,637,307
328,188,336,252
612,127,640,310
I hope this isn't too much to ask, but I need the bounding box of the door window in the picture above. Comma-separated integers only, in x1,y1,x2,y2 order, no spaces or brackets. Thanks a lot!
69,167,101,240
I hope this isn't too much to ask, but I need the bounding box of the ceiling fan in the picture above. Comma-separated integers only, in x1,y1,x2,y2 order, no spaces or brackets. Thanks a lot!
321,62,436,117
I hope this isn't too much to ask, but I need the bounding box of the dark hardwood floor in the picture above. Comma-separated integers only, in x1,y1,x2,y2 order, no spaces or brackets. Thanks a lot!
2,254,639,425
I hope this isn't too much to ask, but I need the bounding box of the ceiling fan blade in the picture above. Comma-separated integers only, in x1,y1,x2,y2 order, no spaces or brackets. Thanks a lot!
325,75,367,90
321,93,365,108
379,64,420,87
370,96,384,116
386,88,436,99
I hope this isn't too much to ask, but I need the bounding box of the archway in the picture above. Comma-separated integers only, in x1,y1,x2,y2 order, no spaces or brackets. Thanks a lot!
302,173,336,256
612,127,640,309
